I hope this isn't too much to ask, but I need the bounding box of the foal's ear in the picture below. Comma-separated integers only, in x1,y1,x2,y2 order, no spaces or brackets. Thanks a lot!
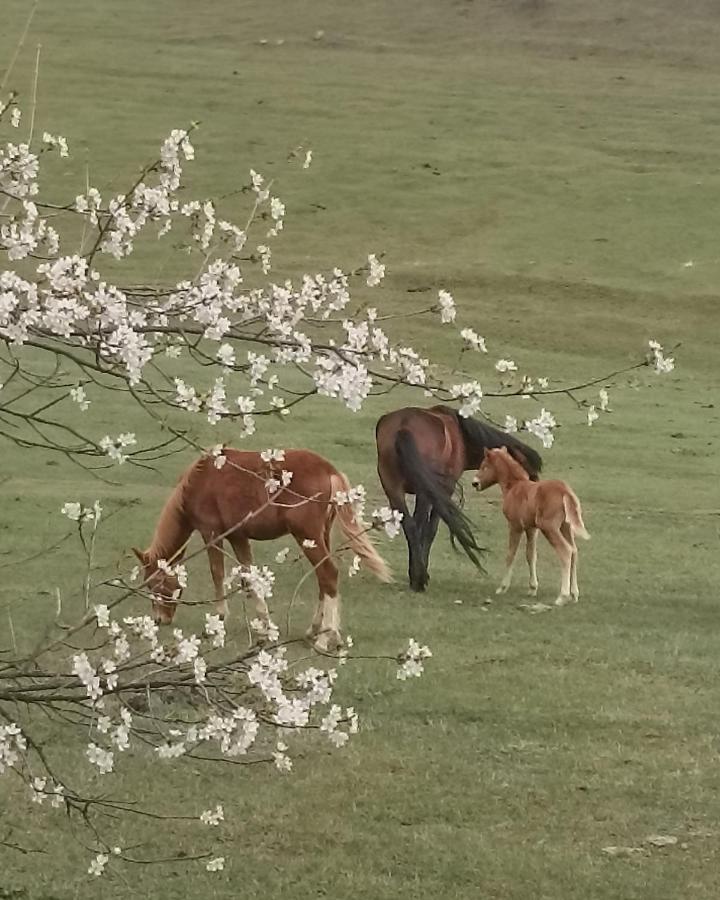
131,547,146,564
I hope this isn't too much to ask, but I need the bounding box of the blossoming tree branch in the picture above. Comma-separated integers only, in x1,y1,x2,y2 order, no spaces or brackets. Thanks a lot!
0,88,673,879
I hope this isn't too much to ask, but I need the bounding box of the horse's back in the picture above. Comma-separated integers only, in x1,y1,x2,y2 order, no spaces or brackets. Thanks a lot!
512,480,574,530
182,447,339,539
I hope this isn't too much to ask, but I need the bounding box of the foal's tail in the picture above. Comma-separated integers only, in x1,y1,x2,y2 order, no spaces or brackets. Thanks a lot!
395,429,485,569
562,490,590,540
330,473,393,583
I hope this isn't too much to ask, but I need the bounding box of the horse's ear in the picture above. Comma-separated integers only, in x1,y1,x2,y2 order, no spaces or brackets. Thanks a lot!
132,547,146,564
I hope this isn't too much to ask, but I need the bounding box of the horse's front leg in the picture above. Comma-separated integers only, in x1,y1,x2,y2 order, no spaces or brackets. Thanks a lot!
228,534,269,625
205,540,228,619
496,525,522,594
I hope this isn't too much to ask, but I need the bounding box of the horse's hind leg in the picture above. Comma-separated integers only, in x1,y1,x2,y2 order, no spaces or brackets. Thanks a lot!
414,494,437,590
295,530,342,652
378,470,423,592
541,524,574,606
227,534,270,625
421,508,440,578
561,522,579,602
525,527,539,596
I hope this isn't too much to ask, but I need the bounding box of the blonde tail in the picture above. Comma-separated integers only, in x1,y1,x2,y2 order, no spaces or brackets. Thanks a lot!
563,490,590,540
330,473,393,583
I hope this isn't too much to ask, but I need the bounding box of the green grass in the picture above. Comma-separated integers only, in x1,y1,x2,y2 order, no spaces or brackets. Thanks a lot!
2,1,720,897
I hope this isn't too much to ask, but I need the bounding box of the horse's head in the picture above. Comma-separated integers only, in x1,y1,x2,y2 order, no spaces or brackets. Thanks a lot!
132,548,182,625
472,448,501,491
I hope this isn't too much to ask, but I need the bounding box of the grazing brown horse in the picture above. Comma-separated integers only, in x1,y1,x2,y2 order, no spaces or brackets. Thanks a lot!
473,446,589,605
375,405,542,591
133,448,391,651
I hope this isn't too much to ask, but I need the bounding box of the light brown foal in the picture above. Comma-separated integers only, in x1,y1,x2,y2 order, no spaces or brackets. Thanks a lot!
472,447,589,606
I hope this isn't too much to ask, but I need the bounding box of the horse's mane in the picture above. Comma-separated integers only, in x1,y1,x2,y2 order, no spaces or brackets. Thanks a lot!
434,405,543,479
146,459,202,561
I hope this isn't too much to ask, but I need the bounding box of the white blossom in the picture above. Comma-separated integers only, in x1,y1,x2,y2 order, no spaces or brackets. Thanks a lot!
649,339,675,374
437,289,456,323
200,805,224,826
348,554,361,577
366,254,385,287
86,742,114,774
372,506,403,539
61,501,82,521
70,385,90,410
99,433,136,465
397,638,433,681
88,853,109,877
260,448,285,462
449,380,483,418
460,328,487,352
495,359,518,374
204,613,226,648
273,741,293,773
524,408,556,449
0,722,26,774
217,343,235,367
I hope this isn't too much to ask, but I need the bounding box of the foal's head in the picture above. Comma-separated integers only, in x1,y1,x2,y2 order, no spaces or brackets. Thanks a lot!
132,548,183,626
472,446,531,490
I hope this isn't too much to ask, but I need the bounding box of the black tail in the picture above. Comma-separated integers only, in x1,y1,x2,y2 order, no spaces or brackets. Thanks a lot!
395,429,485,570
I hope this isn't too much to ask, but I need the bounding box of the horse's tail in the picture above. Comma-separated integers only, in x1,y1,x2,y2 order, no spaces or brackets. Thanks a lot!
562,490,590,540
330,473,393,583
394,429,485,569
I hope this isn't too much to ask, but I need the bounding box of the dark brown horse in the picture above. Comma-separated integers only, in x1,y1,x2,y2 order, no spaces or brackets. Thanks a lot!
375,405,542,591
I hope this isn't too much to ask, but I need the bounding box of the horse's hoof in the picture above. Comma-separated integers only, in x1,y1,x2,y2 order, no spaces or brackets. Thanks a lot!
313,630,342,654
555,594,571,607
527,586,538,597
496,585,509,595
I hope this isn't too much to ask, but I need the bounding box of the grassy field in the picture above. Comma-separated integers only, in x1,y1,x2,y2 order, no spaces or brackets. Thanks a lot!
2,1,720,897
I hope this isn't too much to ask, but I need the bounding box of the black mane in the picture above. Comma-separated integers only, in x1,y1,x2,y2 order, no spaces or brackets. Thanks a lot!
434,406,543,479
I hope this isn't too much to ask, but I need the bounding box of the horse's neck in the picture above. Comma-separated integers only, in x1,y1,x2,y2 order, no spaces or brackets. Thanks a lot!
147,486,193,562
496,458,531,493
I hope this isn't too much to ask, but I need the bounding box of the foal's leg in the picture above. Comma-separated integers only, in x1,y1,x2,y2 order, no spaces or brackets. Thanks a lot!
496,525,523,594
525,527,539,596
296,530,342,652
541,526,574,606
203,538,227,619
561,522,579,602
227,534,270,625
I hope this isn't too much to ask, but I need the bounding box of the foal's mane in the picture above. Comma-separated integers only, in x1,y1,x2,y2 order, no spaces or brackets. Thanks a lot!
434,406,543,479
493,447,532,482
